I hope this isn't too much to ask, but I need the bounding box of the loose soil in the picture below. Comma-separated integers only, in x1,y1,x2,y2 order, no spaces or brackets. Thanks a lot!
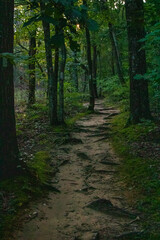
14,100,140,240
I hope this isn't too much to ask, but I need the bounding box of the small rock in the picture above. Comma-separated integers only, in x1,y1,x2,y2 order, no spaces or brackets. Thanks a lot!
73,237,80,240
82,232,99,240
64,212,69,216
92,232,99,240
64,224,70,228
69,209,75,213
29,211,38,219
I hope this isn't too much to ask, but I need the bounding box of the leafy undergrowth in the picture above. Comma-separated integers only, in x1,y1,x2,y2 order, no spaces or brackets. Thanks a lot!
0,101,88,240
110,111,160,239
100,76,129,111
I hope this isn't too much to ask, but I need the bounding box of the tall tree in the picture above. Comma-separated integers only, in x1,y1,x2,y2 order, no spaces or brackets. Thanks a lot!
40,2,58,125
59,30,66,124
73,51,79,91
125,0,151,123
92,44,98,98
108,22,124,84
0,0,19,179
54,27,59,106
28,30,36,106
83,0,95,111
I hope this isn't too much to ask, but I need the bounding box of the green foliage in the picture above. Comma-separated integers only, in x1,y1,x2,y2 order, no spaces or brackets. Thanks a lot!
86,19,99,31
112,112,156,142
64,82,88,116
110,112,160,239
99,76,129,110
27,103,48,120
0,52,16,65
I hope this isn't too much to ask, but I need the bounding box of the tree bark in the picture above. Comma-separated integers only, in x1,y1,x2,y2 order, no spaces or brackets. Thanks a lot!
108,22,124,84
28,30,36,106
83,0,95,111
59,31,66,124
98,50,102,97
125,0,151,123
92,45,98,98
83,72,88,93
40,2,58,125
0,0,19,179
54,47,59,103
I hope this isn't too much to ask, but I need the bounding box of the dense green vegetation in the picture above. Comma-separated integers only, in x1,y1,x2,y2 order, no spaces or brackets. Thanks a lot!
0,0,160,239
110,113,160,239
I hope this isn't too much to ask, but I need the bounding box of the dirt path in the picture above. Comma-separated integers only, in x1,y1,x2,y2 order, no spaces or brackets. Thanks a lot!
15,100,139,240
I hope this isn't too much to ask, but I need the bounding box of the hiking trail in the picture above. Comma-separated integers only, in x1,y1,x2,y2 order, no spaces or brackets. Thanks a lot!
15,100,140,240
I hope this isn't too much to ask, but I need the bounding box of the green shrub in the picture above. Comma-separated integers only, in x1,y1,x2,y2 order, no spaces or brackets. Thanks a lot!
98,76,129,110
64,82,88,116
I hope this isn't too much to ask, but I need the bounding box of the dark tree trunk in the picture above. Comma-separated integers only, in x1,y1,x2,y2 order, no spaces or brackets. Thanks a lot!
108,22,124,84
83,72,87,93
59,31,66,124
86,28,95,111
0,0,19,179
83,0,95,111
28,30,36,106
98,50,102,97
40,3,58,125
92,45,98,98
125,0,151,123
79,63,88,93
54,26,59,105
54,51,59,101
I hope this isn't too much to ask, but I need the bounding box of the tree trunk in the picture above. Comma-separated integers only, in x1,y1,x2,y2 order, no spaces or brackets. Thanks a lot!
54,51,59,102
0,0,19,179
40,3,58,125
28,30,36,106
125,0,151,123
59,31,66,124
80,63,88,93
92,45,98,98
83,72,88,93
83,0,95,111
108,22,124,84
98,50,102,97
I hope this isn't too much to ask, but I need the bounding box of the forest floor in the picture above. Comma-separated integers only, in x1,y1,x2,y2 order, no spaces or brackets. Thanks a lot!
14,99,141,240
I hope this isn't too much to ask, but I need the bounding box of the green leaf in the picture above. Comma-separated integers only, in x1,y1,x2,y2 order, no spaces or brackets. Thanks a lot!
23,15,41,27
50,33,64,48
0,52,16,65
40,16,58,25
87,19,99,31
68,37,80,52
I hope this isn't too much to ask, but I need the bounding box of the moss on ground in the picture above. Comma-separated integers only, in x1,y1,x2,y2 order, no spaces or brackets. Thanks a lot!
0,151,52,240
28,151,51,184
110,111,160,240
